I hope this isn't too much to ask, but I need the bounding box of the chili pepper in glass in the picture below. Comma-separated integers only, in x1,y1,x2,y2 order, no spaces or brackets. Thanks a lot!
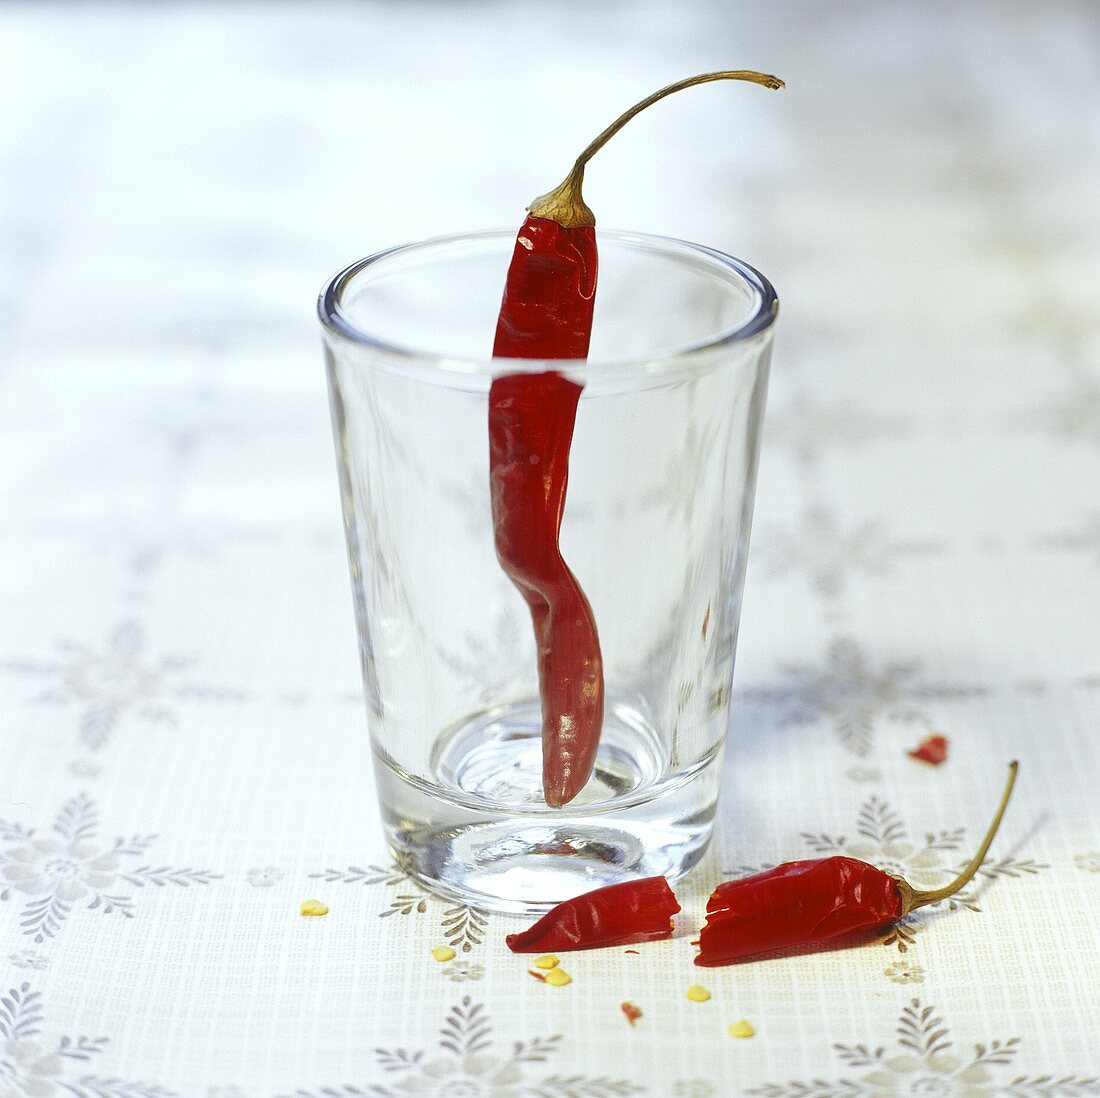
318,74,781,913
490,71,782,808
695,762,1018,966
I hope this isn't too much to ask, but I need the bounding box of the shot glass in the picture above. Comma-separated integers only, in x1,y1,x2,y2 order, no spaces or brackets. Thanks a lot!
319,229,777,913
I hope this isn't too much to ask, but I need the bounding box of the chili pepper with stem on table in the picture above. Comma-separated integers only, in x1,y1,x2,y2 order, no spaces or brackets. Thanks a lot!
490,70,784,808
695,761,1019,966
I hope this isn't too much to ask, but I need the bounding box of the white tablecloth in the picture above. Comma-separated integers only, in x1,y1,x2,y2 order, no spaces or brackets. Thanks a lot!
2,2,1098,1094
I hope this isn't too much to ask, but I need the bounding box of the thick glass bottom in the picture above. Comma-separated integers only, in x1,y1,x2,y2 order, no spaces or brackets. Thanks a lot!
374,700,721,915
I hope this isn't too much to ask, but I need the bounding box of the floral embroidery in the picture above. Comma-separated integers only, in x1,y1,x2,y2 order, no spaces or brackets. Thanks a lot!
280,996,644,1097
0,980,174,1096
246,866,283,888
883,961,924,985
1,619,245,749
1028,382,1100,451
1075,852,1100,873
6,950,48,972
747,999,1099,1096
310,860,488,953
756,508,945,598
1037,514,1100,568
742,638,985,756
441,961,485,983
65,760,101,780
846,767,883,784
0,793,220,942
673,1083,718,1098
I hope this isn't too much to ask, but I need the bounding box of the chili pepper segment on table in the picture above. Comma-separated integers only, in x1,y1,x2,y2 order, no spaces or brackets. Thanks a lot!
489,71,784,808
502,763,1019,964
695,761,1019,966
505,875,681,953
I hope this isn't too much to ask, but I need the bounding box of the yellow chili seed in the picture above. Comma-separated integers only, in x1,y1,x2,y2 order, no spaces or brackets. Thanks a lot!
431,946,456,962
728,1019,755,1039
544,967,572,986
299,899,329,917
533,954,560,970
685,984,711,1002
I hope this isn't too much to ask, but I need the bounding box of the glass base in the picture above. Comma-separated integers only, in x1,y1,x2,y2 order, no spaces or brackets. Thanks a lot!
374,699,722,915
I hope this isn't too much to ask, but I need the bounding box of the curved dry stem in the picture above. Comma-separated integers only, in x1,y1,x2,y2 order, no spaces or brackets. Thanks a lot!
528,70,784,228
897,761,1019,915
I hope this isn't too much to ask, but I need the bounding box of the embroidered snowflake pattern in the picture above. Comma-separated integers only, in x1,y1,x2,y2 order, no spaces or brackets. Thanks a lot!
755,508,946,598
0,980,174,1097
1,793,220,942
280,996,644,1097
741,638,985,756
746,999,1099,1096
1,619,245,750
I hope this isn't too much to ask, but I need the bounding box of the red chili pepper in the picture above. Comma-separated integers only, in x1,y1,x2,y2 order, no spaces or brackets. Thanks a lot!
490,219,602,809
909,733,949,765
505,875,681,953
490,71,783,807
696,762,1018,966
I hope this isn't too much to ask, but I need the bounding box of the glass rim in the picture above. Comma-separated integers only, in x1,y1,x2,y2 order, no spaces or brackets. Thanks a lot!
317,227,778,379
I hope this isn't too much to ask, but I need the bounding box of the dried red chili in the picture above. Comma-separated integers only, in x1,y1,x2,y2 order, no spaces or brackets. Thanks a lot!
505,875,680,953
696,762,1018,966
490,71,784,807
909,733,949,765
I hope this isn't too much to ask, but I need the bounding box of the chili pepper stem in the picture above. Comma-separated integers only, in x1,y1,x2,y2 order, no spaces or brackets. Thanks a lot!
528,70,784,229
895,761,1019,915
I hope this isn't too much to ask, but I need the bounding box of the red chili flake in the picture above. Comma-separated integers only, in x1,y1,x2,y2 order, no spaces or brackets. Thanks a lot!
506,876,680,953
909,734,949,765
621,1002,643,1027
527,969,547,983
695,762,1017,966
488,71,783,808
624,949,640,955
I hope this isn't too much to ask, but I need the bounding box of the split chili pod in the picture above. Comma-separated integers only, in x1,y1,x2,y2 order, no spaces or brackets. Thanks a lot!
696,762,1019,966
490,71,784,808
506,875,681,953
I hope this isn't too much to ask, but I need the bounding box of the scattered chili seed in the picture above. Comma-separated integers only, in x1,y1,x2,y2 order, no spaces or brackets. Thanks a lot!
431,946,456,962
533,954,560,969
299,899,328,917
621,1002,643,1026
728,1019,755,1039
909,734,949,765
686,985,711,1003
544,967,572,987
528,969,547,982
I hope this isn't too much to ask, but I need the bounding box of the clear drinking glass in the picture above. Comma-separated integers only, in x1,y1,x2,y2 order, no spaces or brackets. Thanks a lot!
319,229,777,913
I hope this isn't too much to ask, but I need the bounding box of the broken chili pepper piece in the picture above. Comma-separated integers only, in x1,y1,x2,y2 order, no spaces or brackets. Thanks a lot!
696,761,1018,966
909,733,949,765
490,71,784,808
505,875,680,953
621,1002,643,1027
